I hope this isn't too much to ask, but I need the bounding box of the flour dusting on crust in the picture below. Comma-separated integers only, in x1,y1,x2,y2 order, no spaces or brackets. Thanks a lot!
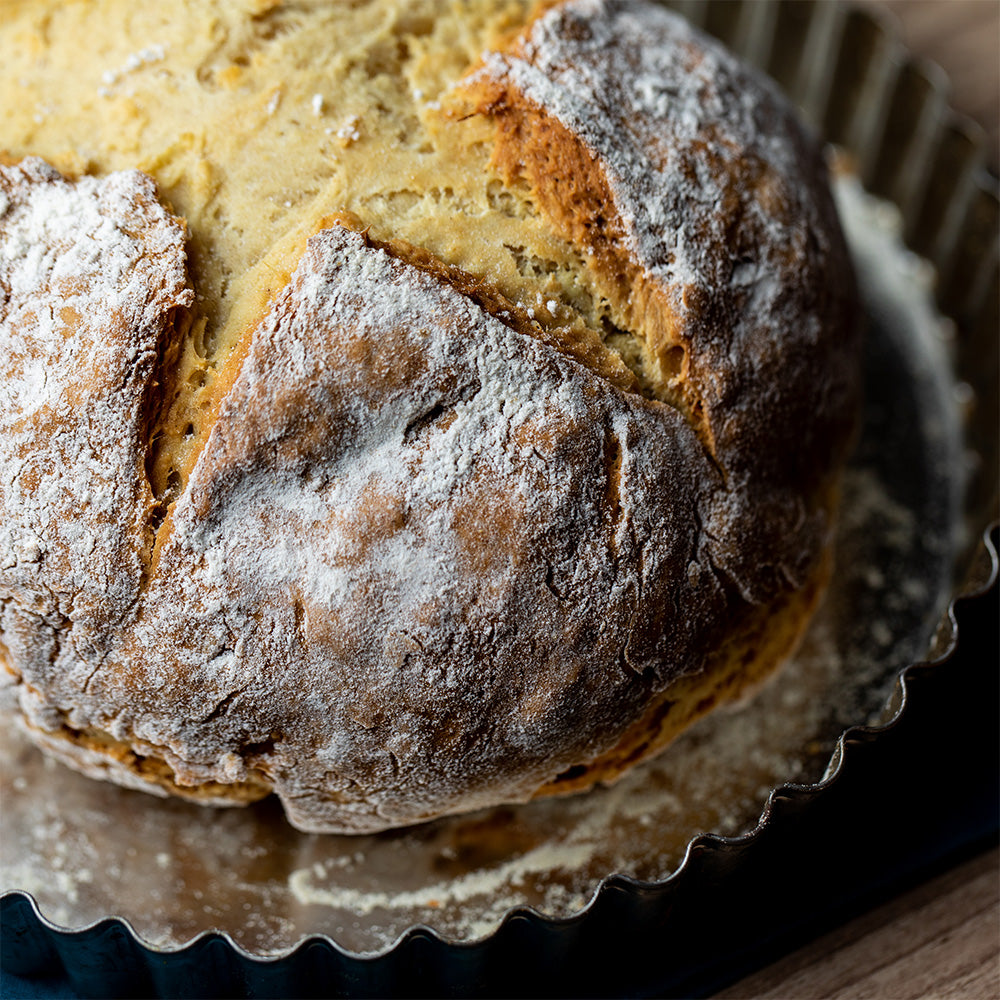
471,0,859,599
0,157,190,718
72,225,728,832
0,0,860,835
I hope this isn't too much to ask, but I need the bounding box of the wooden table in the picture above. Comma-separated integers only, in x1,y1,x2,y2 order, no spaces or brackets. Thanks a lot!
717,846,999,998
718,3,999,997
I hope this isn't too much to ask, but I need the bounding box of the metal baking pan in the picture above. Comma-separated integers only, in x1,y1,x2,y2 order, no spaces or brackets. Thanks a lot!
2,1,997,996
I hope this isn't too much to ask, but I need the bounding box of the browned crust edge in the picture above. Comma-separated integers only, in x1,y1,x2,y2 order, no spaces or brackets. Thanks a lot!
4,525,831,816
534,535,833,798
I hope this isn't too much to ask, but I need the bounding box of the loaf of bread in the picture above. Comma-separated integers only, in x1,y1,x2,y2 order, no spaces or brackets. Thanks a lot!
0,0,859,833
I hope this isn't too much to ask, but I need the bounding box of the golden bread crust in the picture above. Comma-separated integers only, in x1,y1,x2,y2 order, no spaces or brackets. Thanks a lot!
0,0,860,833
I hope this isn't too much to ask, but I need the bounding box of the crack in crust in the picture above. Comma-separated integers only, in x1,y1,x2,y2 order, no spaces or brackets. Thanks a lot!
326,211,643,398
0,0,860,834
458,50,714,457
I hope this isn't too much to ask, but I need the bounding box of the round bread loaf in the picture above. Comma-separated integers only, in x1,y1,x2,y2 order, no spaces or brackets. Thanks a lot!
0,0,859,833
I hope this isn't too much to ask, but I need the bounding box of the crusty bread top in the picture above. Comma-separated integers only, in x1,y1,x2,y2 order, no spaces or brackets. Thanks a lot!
461,0,858,596
0,0,859,833
0,160,191,712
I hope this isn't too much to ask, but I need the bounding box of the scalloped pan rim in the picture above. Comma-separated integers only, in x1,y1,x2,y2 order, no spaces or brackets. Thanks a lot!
2,0,998,981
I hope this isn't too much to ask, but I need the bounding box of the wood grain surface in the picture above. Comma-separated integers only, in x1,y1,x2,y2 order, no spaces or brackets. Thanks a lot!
717,2,999,997
717,846,1000,999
